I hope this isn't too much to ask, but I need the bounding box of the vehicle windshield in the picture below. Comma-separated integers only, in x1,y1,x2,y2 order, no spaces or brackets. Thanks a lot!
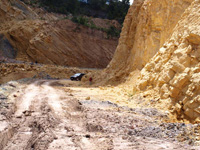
74,73,81,77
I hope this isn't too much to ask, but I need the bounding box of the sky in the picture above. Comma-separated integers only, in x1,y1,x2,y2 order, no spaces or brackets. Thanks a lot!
119,0,134,5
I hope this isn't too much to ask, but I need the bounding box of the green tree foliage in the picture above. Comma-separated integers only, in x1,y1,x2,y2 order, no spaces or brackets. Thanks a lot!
72,16,89,26
39,0,80,14
107,0,130,23
24,0,130,23
106,25,121,38
71,16,121,38
89,0,107,10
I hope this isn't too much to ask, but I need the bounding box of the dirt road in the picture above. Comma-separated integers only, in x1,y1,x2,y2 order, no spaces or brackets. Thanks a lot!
0,80,199,150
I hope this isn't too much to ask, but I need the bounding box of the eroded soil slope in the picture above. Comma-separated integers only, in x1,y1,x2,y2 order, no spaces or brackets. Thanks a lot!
0,0,118,68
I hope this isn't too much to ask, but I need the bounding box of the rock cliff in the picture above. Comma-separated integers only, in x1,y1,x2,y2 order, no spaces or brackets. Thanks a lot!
94,0,200,121
0,0,118,68
137,0,200,121
99,0,193,84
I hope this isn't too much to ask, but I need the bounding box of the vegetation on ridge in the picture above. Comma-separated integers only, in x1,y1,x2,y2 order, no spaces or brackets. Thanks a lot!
20,0,130,24
71,16,121,38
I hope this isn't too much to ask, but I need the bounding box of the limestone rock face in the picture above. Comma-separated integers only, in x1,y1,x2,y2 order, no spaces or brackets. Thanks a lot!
101,0,193,84
0,0,118,68
137,0,200,121
96,0,200,121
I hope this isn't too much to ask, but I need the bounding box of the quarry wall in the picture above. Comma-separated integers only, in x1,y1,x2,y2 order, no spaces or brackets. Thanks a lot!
100,0,200,121
137,0,200,121
0,0,117,68
104,0,193,81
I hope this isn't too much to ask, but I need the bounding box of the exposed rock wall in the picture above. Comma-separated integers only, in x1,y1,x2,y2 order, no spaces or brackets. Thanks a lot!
94,0,200,121
0,0,118,68
0,34,16,58
102,0,193,84
137,0,200,121
0,0,37,24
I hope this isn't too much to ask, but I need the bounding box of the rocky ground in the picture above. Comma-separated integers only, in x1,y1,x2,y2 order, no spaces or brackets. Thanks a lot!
0,79,200,150
0,62,98,84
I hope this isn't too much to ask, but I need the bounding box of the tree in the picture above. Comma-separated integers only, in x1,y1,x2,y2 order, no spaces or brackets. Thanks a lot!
64,0,79,14
29,0,130,24
39,0,79,14
89,0,107,10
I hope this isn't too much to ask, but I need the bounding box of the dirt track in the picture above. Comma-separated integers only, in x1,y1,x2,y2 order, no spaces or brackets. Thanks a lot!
0,80,199,150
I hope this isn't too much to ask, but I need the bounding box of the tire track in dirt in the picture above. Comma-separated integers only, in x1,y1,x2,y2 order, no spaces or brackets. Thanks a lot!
3,80,61,150
1,80,200,150
2,80,94,150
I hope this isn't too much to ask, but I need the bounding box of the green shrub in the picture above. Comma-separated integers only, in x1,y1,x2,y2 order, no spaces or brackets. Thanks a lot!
30,0,37,5
72,16,89,26
89,21,97,29
105,26,120,38
71,16,120,38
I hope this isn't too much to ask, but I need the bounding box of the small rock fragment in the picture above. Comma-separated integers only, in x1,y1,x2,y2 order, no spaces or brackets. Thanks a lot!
85,97,90,100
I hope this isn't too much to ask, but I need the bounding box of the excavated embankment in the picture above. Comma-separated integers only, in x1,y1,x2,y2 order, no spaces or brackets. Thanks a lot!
137,0,200,121
0,0,118,68
90,0,200,121
94,0,193,84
